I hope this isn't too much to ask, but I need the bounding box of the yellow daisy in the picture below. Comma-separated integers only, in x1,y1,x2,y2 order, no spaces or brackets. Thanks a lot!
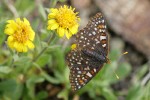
4,18,35,52
47,5,80,39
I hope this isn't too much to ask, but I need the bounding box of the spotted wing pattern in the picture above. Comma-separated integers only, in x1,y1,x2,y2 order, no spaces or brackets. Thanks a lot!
66,13,109,91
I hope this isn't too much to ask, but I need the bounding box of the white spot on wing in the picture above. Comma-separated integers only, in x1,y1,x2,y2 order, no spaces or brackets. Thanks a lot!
77,62,81,64
78,71,81,74
77,75,80,77
81,36,84,39
78,86,81,89
96,41,100,44
102,19,105,23
92,31,96,35
86,72,92,77
76,68,79,70
99,29,102,32
102,29,105,32
94,68,96,72
94,28,97,31
102,44,106,47
100,36,106,40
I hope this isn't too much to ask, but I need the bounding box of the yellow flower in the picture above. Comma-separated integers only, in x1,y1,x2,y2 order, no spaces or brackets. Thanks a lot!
71,44,77,50
47,5,80,39
4,18,35,52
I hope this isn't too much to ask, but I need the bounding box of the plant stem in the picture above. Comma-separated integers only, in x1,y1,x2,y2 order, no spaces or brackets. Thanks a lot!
32,31,55,62
9,57,14,67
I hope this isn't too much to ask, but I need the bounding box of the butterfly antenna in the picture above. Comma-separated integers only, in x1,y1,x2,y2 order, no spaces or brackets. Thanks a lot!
113,71,119,79
118,51,128,61
123,51,128,55
113,52,128,79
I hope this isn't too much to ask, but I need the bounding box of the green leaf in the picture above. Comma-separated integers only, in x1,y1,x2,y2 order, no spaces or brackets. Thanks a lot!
41,41,48,48
13,56,31,68
126,84,143,100
102,88,117,100
58,0,67,2
41,72,60,84
136,64,149,81
0,79,23,100
116,62,131,79
0,66,12,74
36,91,48,100
38,3,47,20
109,49,121,61
40,30,50,40
15,0,35,16
51,48,65,72
36,54,51,67
0,20,6,46
26,75,45,99
142,81,150,100
50,0,58,7
57,89,69,100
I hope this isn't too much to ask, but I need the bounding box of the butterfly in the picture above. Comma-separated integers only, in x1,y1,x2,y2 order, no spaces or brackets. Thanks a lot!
66,13,109,91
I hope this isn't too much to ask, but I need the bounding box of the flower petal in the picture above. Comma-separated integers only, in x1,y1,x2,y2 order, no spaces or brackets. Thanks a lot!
22,45,28,52
16,18,21,23
50,8,58,13
48,19,56,24
26,40,35,49
13,42,21,52
47,21,58,30
23,18,30,25
69,24,79,35
48,13,56,19
5,20,17,35
65,30,72,39
4,28,15,35
57,27,65,37
48,9,58,19
29,30,35,41
14,42,27,52
50,23,59,30
7,36,14,49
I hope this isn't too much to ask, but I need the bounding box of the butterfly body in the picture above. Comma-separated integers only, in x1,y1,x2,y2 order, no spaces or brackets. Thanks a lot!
66,13,109,91
82,49,107,63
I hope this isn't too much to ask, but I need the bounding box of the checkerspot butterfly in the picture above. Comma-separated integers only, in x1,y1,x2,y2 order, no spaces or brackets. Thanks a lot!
66,13,109,91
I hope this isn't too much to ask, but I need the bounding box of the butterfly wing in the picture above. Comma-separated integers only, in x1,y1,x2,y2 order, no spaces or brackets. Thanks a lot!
66,13,109,91
76,13,109,55
66,49,104,91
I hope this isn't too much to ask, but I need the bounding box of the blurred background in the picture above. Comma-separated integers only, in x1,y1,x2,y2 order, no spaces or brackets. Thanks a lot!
0,0,150,100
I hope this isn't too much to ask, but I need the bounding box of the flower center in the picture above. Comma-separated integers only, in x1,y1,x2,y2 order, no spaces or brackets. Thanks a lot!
56,7,78,29
13,24,29,43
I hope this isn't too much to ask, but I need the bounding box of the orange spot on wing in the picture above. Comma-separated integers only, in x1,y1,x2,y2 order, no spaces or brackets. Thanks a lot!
90,70,94,74
101,39,107,44
98,24,105,29
101,33,106,36
79,79,84,84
